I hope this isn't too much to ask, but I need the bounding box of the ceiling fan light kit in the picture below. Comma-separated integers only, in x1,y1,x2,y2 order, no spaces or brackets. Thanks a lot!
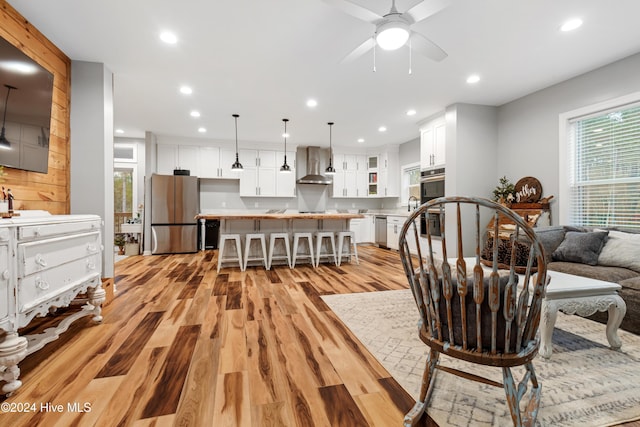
375,16,410,50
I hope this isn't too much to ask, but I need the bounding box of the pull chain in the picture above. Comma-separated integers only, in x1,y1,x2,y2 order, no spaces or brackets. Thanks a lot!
408,38,412,75
373,36,377,72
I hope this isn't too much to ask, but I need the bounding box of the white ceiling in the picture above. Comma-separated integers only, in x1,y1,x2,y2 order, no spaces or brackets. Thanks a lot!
8,0,640,149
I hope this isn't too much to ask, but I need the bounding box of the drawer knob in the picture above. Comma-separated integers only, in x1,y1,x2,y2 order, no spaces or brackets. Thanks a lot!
86,259,96,270
35,254,47,268
87,243,97,252
34,227,41,236
2,270,8,280
36,277,50,290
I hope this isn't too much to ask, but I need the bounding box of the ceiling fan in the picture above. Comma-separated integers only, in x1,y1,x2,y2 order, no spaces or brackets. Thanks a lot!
324,0,449,63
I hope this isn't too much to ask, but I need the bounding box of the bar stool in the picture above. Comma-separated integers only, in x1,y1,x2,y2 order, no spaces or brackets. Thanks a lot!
244,233,268,270
336,230,359,266
315,231,337,266
292,232,315,267
267,232,292,269
217,234,243,272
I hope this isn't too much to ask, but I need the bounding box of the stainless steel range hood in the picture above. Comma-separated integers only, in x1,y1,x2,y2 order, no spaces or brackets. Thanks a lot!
297,146,332,185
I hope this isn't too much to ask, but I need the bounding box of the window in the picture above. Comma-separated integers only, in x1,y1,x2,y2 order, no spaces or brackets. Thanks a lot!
402,163,420,206
564,101,640,229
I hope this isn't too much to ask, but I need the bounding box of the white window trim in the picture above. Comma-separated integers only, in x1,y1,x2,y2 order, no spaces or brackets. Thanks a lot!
558,90,640,225
114,162,139,215
401,161,421,207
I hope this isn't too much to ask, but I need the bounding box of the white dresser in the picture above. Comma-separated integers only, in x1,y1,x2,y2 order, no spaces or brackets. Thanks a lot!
0,213,104,396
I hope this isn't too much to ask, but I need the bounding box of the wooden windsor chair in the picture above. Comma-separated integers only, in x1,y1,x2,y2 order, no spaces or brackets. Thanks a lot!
398,196,549,427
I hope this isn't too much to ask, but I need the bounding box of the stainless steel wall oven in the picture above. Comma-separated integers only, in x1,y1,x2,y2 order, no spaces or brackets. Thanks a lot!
420,168,445,236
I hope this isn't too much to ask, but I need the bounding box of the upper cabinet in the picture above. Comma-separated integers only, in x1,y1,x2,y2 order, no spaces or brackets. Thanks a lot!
378,149,399,197
421,115,446,169
157,144,199,175
238,149,295,197
332,153,368,198
198,147,238,178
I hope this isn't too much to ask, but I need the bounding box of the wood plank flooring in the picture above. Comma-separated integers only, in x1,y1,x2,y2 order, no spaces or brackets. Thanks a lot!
2,246,638,426
1,246,435,426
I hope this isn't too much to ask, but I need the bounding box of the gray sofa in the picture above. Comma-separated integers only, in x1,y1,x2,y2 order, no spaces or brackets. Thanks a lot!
533,225,640,335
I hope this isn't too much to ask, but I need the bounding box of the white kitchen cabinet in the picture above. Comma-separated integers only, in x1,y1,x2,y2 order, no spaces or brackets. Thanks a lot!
157,144,199,175
373,148,399,197
239,149,283,197
198,147,240,178
421,116,446,169
387,216,404,250
332,154,368,198
0,214,104,396
276,151,296,197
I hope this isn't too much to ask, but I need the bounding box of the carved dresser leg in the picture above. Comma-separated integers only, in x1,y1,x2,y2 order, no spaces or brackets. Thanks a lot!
87,285,106,323
0,332,28,396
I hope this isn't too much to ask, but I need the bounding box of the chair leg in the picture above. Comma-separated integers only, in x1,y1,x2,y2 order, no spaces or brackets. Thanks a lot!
404,349,440,427
502,362,541,427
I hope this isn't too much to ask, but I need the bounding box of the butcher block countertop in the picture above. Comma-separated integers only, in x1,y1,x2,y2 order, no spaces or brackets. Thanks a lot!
196,212,364,220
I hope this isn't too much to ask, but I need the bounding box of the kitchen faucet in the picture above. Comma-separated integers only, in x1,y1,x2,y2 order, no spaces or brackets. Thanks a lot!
408,195,419,212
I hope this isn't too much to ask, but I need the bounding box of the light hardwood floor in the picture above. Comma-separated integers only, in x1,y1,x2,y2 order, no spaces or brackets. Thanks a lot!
2,246,437,426
2,246,638,427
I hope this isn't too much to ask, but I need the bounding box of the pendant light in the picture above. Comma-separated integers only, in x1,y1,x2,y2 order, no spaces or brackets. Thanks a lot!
325,122,336,175
280,118,292,173
230,114,243,172
0,84,17,150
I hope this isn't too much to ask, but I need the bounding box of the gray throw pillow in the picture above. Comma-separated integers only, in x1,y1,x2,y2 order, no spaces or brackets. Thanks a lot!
552,230,609,265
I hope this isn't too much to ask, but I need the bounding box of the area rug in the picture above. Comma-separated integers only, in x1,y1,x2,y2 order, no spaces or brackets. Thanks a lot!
322,289,640,427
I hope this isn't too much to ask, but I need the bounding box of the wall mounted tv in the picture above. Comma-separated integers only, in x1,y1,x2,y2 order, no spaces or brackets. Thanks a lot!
0,36,54,174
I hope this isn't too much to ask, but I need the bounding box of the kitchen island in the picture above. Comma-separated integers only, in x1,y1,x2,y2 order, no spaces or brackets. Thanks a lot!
196,212,364,267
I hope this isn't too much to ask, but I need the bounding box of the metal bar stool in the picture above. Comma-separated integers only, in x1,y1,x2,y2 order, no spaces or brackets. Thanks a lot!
292,232,315,267
336,230,359,266
243,233,268,270
315,231,337,266
217,234,243,272
267,232,292,269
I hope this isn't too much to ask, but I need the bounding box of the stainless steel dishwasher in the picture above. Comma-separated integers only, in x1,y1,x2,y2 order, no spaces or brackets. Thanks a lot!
375,215,387,248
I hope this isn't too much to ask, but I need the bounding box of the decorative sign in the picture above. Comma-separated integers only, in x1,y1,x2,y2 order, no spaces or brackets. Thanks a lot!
514,177,542,203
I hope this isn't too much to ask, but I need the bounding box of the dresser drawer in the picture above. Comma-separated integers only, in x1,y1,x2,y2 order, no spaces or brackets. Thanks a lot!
18,232,101,277
18,254,101,314
18,219,101,240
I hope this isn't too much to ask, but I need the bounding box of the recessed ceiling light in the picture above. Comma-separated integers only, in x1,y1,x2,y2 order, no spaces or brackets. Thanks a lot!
190,110,200,118
159,31,178,44
180,86,193,95
406,109,416,116
357,138,365,143
561,18,583,32
466,74,480,84
378,126,387,132
115,129,124,134
306,99,318,108
198,127,206,133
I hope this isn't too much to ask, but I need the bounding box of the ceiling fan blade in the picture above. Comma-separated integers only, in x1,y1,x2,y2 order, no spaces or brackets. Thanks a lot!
410,32,447,62
322,0,382,24
404,0,450,24
341,37,376,63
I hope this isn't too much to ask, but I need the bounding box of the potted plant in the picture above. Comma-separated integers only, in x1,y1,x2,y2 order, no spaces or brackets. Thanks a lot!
114,234,126,255
492,176,515,206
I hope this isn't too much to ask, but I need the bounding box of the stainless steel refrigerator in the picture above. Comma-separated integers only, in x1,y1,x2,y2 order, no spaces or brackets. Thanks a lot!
150,174,199,254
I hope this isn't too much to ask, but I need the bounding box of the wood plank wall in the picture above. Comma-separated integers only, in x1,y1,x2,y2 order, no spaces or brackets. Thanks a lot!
0,1,71,214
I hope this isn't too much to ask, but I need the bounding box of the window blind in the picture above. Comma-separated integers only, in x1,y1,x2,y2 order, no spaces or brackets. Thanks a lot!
567,102,640,229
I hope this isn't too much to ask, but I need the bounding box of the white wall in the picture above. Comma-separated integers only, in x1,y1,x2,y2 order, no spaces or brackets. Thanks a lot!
70,61,114,278
497,51,640,223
